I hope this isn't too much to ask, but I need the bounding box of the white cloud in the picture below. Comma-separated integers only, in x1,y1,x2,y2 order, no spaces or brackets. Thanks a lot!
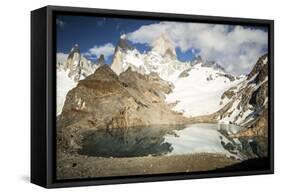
84,43,115,60
127,22,268,75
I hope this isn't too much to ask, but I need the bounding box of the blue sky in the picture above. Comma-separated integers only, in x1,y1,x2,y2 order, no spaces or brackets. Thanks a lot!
56,15,197,64
56,15,268,75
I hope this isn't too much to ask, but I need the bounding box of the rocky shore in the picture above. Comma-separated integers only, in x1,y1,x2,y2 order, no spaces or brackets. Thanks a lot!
57,151,239,179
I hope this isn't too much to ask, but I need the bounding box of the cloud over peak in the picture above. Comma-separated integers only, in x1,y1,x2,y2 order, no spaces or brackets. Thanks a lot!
126,22,268,75
84,43,115,61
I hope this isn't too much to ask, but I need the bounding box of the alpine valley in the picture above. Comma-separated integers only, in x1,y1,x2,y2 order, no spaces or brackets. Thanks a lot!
56,34,269,179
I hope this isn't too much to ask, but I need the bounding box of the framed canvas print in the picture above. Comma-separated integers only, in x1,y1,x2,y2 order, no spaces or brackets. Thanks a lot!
31,5,274,188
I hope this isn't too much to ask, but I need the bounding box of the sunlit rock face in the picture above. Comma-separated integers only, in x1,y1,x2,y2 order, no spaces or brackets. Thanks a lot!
63,44,98,82
151,34,177,60
57,65,187,151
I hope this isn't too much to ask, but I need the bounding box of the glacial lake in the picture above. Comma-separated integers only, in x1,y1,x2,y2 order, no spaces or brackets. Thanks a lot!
79,123,244,158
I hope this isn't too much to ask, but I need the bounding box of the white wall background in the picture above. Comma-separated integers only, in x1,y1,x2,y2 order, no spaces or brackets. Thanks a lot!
0,0,279,193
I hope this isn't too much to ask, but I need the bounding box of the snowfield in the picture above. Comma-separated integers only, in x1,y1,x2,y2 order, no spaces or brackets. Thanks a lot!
144,51,190,81
166,63,244,117
56,69,77,115
218,73,268,125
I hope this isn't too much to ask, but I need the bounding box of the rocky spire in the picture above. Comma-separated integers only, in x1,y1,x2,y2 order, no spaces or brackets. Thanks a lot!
65,44,81,70
68,44,80,60
115,34,134,53
63,44,97,82
111,34,135,75
247,53,268,83
152,34,177,59
96,54,105,65
191,55,203,66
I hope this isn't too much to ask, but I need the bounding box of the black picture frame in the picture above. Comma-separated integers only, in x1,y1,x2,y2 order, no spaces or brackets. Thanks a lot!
31,5,274,188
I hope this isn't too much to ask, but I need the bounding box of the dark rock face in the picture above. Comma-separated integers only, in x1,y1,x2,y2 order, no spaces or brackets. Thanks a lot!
249,82,268,108
96,54,105,65
191,56,203,66
216,54,269,158
202,61,225,72
115,37,134,53
221,87,236,100
216,73,235,82
219,54,268,126
68,44,80,59
247,54,268,83
178,69,191,78
57,65,186,151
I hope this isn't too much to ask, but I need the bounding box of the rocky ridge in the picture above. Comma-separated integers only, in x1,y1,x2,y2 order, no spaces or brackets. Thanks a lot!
57,44,99,82
111,34,191,81
57,65,187,151
218,54,268,131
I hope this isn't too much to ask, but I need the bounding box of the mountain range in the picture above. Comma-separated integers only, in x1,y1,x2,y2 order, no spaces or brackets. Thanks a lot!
56,34,268,156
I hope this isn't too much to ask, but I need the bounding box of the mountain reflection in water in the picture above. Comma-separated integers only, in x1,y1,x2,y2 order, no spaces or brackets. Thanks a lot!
79,124,243,158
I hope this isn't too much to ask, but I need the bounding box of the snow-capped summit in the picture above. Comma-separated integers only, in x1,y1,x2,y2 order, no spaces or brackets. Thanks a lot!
111,34,191,80
166,59,241,117
202,61,225,72
63,44,97,81
151,34,177,60
115,34,134,53
65,44,81,72
111,35,147,75
143,51,190,81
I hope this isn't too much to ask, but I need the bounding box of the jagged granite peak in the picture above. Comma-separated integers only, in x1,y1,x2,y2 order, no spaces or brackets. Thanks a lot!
152,34,177,59
111,33,190,79
111,34,144,75
111,48,124,75
68,44,80,57
61,44,98,82
115,34,134,53
191,55,203,66
202,61,225,72
96,54,105,65
190,55,225,73
65,44,81,68
247,53,268,83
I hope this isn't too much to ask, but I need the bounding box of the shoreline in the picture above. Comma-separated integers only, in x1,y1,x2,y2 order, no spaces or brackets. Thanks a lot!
57,151,240,180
